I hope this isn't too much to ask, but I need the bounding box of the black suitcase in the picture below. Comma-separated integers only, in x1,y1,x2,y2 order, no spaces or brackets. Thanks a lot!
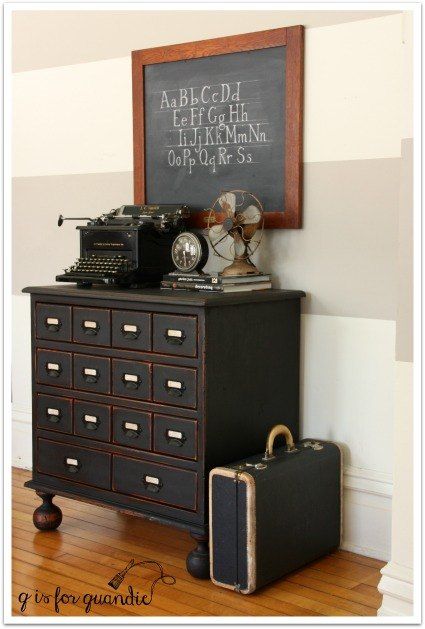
209,424,342,594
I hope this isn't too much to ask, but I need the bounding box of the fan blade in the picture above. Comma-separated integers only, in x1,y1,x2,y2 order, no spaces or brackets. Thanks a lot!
210,231,231,248
208,224,225,239
218,192,236,217
239,205,261,224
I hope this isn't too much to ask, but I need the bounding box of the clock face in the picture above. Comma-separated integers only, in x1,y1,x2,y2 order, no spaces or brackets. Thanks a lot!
171,232,207,273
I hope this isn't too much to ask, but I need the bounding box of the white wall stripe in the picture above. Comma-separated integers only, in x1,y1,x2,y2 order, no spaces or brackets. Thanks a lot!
12,14,407,178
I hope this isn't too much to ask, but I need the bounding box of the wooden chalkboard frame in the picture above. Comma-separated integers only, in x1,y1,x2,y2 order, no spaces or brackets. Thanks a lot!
132,26,304,229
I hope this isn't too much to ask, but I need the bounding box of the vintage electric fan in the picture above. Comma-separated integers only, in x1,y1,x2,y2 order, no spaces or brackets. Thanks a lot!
206,190,264,276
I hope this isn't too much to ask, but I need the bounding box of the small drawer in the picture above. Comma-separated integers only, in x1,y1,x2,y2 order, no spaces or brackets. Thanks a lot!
112,310,151,351
113,407,151,450
153,414,197,460
112,359,150,400
153,314,197,357
37,438,111,489
152,365,197,409
73,354,111,394
36,303,72,342
73,307,111,346
74,400,111,442
36,349,72,388
36,394,72,433
113,455,197,510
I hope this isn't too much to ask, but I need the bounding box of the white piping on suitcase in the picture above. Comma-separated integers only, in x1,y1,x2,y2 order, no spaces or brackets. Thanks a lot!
209,468,257,594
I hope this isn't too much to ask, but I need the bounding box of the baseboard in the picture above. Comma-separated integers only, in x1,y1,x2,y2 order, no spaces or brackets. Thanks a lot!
12,405,32,469
378,562,414,617
12,412,32,470
11,404,393,560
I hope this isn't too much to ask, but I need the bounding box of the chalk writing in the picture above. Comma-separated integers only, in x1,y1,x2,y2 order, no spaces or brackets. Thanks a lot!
154,80,271,175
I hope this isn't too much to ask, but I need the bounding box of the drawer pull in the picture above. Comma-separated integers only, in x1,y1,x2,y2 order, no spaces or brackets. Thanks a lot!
45,317,62,332
65,457,81,473
164,329,186,345
46,407,62,423
121,323,141,340
122,421,142,438
45,362,62,378
82,367,99,383
82,414,100,430
143,474,163,493
82,320,100,336
164,379,186,397
165,429,186,447
122,373,141,390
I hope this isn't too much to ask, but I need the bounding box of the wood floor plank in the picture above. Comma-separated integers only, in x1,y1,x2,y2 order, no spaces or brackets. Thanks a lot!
14,484,187,539
330,549,385,570
14,497,193,551
262,584,357,617
60,552,251,617
352,584,383,606
309,556,378,582
13,527,316,616
11,467,383,617
291,567,360,589
282,576,377,615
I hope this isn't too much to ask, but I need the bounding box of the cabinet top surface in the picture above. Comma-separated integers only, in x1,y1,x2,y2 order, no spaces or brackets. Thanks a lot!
23,284,305,307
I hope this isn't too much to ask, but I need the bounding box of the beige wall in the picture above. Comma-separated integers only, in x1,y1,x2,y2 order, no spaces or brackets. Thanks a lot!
12,9,413,565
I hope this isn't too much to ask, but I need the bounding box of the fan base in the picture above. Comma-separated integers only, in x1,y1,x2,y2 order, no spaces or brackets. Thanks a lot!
221,259,260,277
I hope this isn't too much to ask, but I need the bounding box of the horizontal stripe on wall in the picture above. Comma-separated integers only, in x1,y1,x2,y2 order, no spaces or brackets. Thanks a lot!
12,14,407,178
301,313,395,475
12,56,133,178
12,153,400,322
12,10,399,74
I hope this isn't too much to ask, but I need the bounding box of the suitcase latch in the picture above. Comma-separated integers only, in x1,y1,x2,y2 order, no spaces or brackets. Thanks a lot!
302,440,324,451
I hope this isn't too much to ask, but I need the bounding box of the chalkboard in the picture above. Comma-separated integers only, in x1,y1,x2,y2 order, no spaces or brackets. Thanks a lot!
133,28,304,228
145,47,285,213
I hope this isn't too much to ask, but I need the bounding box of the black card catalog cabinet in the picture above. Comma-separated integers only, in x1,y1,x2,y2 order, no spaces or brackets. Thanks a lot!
23,285,304,578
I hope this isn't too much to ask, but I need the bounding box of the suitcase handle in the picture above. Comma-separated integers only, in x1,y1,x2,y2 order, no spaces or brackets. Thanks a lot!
263,424,297,460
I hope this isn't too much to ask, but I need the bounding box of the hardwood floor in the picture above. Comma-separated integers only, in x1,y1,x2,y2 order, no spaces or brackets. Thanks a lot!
12,467,384,617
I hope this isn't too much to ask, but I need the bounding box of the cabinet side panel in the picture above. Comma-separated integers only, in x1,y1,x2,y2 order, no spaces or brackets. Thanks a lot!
205,299,301,469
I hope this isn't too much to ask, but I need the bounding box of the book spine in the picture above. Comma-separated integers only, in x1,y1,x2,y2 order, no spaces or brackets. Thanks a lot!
161,281,223,292
162,275,221,286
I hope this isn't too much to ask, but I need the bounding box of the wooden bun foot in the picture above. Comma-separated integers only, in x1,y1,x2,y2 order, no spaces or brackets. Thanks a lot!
33,492,62,531
186,533,210,579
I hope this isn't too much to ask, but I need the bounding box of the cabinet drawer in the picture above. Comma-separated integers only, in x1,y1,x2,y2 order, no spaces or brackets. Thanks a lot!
36,349,72,388
73,307,111,346
37,438,111,489
153,414,197,460
112,310,151,351
112,359,150,400
113,407,151,451
113,455,197,510
73,354,111,394
152,365,197,409
36,303,72,342
36,394,72,433
153,314,197,357
74,400,111,442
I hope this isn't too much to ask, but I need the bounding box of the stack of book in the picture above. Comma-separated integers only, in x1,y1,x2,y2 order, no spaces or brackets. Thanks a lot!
161,273,272,293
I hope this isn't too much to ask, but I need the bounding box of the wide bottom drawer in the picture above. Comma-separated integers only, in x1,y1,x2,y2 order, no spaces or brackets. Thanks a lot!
36,438,111,490
112,455,197,511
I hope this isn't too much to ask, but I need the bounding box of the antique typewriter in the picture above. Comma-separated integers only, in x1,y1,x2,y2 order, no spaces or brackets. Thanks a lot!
56,204,189,288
